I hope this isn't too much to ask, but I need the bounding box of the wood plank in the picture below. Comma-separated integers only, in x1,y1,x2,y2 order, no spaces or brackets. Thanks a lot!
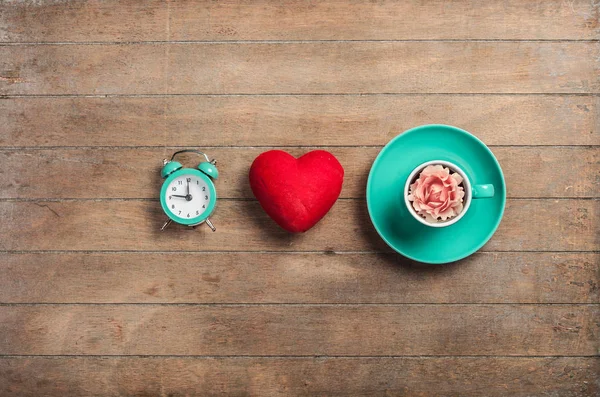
0,253,597,304
1,147,598,199
2,95,597,147
0,305,597,355
0,200,595,251
0,0,167,43
1,43,597,95
1,0,597,42
1,358,599,397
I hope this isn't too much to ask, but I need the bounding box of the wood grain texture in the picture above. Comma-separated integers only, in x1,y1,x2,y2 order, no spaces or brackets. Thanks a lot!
0,199,596,252
0,305,597,356
1,147,598,199
1,0,598,42
1,357,599,397
1,1,599,395
2,95,597,147
1,42,598,95
1,253,597,304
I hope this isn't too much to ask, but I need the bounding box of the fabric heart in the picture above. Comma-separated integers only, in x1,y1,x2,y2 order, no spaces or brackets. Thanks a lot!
249,150,344,233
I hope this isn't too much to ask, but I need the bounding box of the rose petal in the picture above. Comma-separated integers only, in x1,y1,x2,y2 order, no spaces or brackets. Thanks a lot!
416,182,428,200
422,165,443,176
429,201,442,208
412,201,422,211
422,212,438,222
452,172,463,185
419,202,433,211
430,182,443,193
440,205,458,219
424,185,432,202
439,189,448,202
438,197,451,213
409,164,468,223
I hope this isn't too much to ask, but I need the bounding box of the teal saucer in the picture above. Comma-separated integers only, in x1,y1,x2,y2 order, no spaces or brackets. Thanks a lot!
366,124,506,264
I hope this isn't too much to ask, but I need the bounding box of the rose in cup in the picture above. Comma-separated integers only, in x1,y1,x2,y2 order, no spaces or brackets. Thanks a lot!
407,164,465,223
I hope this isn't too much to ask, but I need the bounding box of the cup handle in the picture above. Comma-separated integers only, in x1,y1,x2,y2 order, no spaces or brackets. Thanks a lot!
472,184,495,199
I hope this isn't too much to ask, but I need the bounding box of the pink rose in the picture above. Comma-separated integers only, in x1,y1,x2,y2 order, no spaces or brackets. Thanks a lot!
407,165,465,222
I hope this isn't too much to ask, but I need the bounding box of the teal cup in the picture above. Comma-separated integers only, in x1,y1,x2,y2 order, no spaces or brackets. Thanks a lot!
367,124,506,263
403,160,495,228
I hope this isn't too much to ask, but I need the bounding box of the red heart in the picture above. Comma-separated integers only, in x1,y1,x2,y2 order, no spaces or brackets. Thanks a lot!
249,150,344,233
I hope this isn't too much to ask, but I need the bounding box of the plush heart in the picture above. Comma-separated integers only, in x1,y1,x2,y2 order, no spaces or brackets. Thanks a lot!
249,150,344,233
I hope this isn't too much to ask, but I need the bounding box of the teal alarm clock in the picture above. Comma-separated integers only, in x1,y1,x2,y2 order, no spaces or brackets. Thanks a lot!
159,149,219,231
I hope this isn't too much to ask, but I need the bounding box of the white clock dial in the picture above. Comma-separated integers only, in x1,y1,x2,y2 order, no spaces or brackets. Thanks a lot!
165,174,211,219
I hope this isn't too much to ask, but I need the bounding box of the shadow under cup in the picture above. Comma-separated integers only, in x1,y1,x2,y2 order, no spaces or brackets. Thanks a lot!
404,160,494,228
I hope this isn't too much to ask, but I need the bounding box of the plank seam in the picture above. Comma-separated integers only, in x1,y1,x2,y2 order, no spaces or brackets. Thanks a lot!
2,93,600,98
0,145,599,150
1,39,599,46
0,355,597,359
0,198,597,202
0,250,597,254
0,303,598,306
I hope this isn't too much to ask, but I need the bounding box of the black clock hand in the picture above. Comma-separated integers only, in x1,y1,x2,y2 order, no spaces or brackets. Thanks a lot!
173,191,193,202
187,180,190,196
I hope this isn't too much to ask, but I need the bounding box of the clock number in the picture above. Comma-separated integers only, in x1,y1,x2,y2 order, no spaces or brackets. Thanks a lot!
178,210,182,215
172,187,176,191
171,204,175,209
202,186,206,191
187,213,190,218
168,196,172,200
204,195,208,200
178,180,183,185
202,205,206,209
196,210,199,215
186,178,191,182
197,180,199,185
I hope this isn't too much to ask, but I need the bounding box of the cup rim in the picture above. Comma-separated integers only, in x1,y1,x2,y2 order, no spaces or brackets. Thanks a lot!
404,160,471,228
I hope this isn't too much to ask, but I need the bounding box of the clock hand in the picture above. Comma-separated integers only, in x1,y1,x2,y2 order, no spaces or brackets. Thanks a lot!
185,180,193,201
172,194,187,198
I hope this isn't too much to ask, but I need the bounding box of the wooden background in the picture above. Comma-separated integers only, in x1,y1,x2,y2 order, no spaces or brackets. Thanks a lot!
0,1,598,395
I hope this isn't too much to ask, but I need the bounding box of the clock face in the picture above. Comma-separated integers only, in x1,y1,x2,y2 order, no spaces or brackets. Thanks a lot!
162,172,214,223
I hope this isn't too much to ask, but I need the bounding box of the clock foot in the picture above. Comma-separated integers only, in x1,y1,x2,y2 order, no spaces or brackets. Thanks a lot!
160,219,172,231
206,218,216,232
